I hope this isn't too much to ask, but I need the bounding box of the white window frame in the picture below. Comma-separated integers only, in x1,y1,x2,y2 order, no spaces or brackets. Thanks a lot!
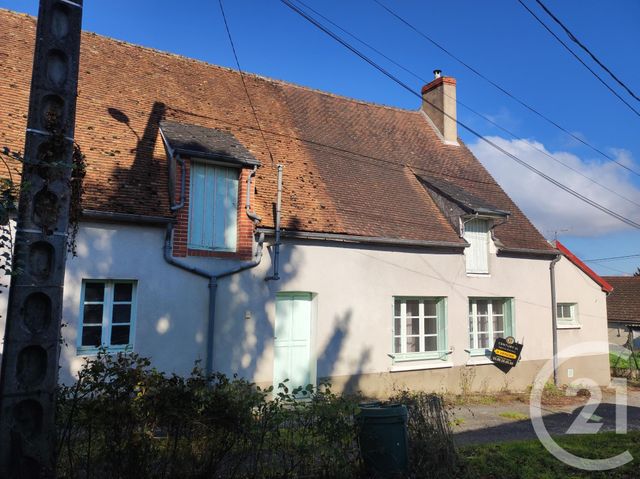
392,297,448,362
468,298,514,356
188,160,239,252
557,303,580,328
77,280,137,354
463,218,490,274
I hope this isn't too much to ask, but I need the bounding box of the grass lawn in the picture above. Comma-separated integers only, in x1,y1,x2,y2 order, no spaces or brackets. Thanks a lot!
459,432,640,478
498,411,529,421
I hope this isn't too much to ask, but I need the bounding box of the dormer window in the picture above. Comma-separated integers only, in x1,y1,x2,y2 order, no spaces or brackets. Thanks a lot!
159,120,260,258
414,175,510,276
464,218,489,274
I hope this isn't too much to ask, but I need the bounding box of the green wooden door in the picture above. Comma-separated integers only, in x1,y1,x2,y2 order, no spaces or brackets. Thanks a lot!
274,293,313,392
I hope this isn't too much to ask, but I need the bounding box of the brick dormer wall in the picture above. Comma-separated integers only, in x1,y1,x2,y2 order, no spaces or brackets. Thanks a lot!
172,158,254,260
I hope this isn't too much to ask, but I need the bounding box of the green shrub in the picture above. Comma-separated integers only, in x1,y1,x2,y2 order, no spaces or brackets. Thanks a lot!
57,352,460,478
56,351,361,478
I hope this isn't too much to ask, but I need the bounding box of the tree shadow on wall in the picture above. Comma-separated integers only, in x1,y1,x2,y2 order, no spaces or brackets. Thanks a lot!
105,102,167,215
219,215,372,395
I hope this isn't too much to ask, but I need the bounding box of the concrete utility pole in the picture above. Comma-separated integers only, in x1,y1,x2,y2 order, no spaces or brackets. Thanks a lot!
0,1,83,477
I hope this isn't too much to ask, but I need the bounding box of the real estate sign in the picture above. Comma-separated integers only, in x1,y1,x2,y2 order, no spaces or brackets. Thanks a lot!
490,336,523,372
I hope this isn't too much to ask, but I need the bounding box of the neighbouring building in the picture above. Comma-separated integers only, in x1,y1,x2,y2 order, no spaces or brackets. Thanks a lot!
602,276,640,350
0,9,611,395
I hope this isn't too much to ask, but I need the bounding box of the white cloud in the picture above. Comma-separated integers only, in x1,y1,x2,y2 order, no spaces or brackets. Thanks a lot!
468,136,640,237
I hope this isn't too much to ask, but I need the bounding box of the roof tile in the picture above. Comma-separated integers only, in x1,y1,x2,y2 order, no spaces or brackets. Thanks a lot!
602,276,640,324
0,9,552,251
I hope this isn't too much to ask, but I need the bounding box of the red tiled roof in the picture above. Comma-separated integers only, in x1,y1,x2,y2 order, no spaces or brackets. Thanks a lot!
602,276,640,324
555,241,614,293
0,9,552,251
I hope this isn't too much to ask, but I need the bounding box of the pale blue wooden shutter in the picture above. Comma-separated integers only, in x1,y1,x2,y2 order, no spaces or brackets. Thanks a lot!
437,298,447,358
189,162,238,250
464,219,489,273
504,298,515,337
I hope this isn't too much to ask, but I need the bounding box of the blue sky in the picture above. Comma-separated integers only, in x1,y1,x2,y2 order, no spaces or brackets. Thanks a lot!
4,0,640,275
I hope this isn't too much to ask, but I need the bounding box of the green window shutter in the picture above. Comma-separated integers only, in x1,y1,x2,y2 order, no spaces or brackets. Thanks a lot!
437,298,447,356
504,298,515,337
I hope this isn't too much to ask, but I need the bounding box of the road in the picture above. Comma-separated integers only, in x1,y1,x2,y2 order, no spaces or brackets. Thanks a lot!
452,385,640,446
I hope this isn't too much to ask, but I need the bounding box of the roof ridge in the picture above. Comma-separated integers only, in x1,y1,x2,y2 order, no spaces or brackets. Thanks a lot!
0,8,419,116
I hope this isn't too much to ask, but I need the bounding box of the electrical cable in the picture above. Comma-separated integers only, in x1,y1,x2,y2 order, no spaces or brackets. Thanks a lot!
517,0,640,118
280,0,640,230
534,0,640,104
291,0,640,209
218,0,275,165
584,253,640,263
373,0,640,177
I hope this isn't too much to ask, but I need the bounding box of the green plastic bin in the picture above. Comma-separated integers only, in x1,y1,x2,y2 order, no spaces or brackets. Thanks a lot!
357,402,408,476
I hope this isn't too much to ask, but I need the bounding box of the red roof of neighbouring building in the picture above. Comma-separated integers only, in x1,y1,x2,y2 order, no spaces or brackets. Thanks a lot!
555,241,614,293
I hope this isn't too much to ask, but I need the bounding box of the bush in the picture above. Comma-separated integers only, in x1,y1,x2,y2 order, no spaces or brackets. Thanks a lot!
387,390,458,478
56,351,361,478
57,352,460,478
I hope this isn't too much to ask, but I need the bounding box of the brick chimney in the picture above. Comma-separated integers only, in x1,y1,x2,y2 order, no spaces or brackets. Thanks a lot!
421,70,458,145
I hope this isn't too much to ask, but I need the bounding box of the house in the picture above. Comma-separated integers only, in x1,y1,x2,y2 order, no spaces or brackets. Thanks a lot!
0,9,611,394
602,276,640,350
552,241,613,374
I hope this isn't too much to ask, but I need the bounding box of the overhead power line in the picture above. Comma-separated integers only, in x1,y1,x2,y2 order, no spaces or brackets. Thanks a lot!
593,263,634,275
516,0,640,119
218,0,275,165
584,253,640,263
291,0,640,210
534,0,640,104
280,0,640,231
372,0,640,178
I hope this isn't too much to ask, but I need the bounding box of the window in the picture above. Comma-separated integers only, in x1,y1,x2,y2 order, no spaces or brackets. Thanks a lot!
392,297,447,361
468,298,514,354
188,161,239,251
78,280,137,352
464,218,489,274
557,303,579,327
